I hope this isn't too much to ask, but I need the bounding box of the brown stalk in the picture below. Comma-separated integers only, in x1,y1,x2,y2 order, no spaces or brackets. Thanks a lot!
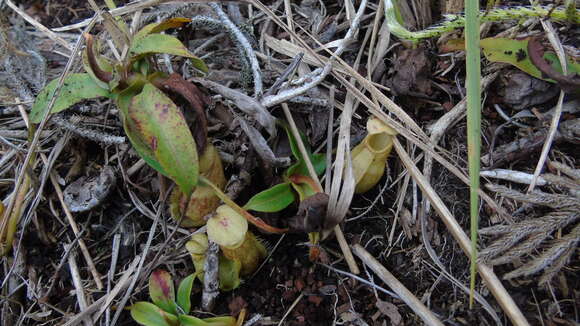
83,33,113,83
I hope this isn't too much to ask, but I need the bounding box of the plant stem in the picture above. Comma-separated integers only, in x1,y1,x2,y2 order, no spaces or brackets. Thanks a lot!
465,0,481,309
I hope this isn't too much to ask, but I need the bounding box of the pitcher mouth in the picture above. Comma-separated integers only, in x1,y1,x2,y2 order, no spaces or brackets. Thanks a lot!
365,132,394,154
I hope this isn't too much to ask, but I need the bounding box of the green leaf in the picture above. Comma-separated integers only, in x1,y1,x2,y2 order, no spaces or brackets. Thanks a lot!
130,302,179,326
133,18,192,42
219,255,242,291
30,73,110,123
202,316,237,326
243,182,295,213
128,34,208,73
480,37,580,83
279,121,326,177
178,315,209,326
127,83,199,196
176,274,195,315
149,270,178,315
286,153,326,178
290,180,317,202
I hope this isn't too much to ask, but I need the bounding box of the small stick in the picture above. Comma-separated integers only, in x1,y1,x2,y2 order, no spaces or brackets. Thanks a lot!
210,3,263,96
352,244,445,326
66,243,92,326
201,241,220,311
276,292,304,326
105,234,121,326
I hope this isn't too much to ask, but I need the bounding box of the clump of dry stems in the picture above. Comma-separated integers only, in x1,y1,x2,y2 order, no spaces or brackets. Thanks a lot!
480,162,579,285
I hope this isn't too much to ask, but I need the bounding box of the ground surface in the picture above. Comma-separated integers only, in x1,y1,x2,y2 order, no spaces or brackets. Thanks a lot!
1,1,579,326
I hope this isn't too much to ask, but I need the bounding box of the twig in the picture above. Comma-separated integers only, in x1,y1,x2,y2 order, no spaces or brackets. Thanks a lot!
209,3,262,96
192,78,276,135
264,53,304,97
352,244,444,326
105,234,121,326
51,115,126,145
61,256,140,326
201,240,220,311
481,169,547,186
318,263,399,299
66,243,92,326
276,292,303,326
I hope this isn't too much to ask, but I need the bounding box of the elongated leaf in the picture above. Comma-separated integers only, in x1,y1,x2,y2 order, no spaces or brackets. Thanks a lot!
134,18,192,42
280,121,326,177
129,34,208,73
480,37,580,83
178,315,209,326
286,153,326,178
127,83,199,196
243,182,295,212
149,270,178,314
176,274,195,314
203,316,237,326
30,73,110,123
130,302,178,326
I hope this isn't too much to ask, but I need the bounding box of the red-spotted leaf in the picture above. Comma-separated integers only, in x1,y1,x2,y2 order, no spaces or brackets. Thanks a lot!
126,83,198,196
149,270,178,315
176,274,195,314
243,182,295,213
128,34,208,73
130,302,179,326
30,73,110,123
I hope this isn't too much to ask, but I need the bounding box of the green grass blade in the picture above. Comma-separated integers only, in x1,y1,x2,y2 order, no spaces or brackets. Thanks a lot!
465,0,481,309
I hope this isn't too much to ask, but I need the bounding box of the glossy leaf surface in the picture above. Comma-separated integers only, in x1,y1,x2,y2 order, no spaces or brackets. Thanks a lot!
129,34,208,73
176,274,195,314
133,18,192,41
243,182,295,213
130,302,178,326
